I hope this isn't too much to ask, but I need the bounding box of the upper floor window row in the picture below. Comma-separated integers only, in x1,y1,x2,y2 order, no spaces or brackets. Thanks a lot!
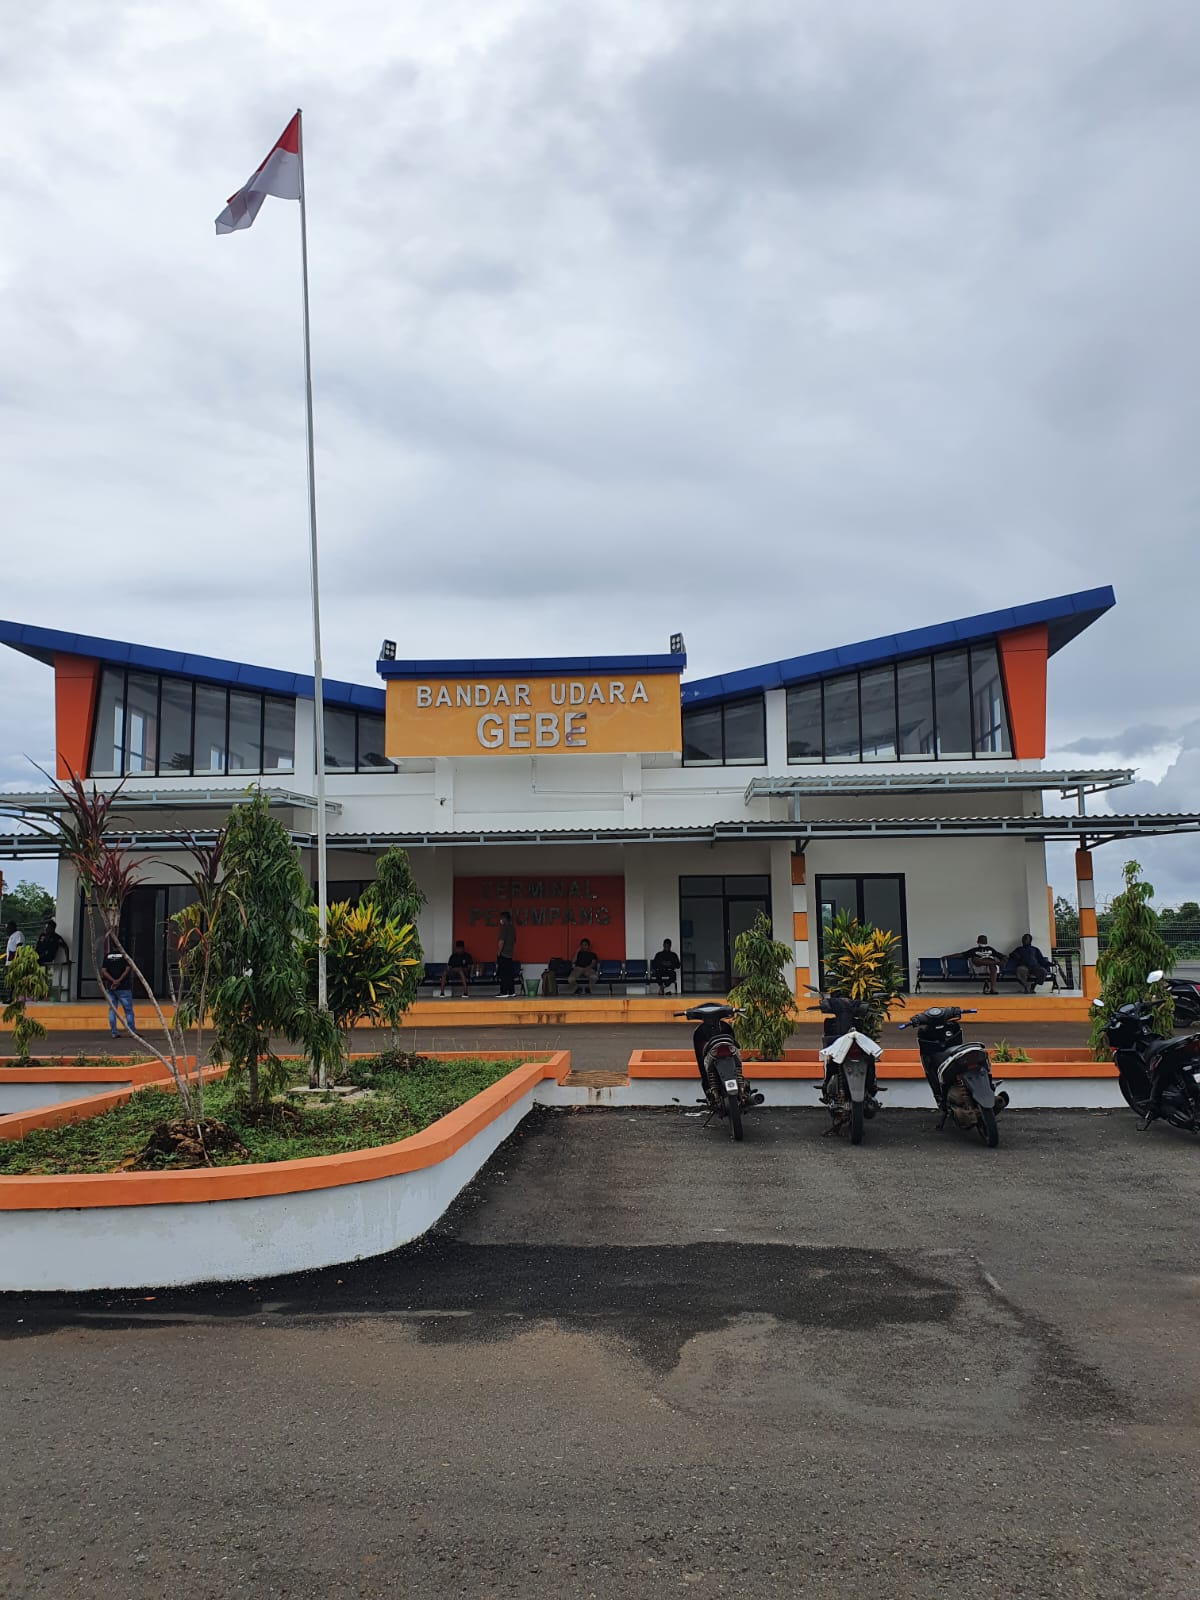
322,706,396,773
786,642,1011,764
682,696,766,767
89,667,296,778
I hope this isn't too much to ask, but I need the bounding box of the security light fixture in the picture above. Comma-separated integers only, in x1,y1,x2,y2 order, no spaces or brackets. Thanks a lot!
670,632,685,655
379,639,397,660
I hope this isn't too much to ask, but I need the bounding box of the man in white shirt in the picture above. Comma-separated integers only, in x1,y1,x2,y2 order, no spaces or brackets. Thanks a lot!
4,922,24,963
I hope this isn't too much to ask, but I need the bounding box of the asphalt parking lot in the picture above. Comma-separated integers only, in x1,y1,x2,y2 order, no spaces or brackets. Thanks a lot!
2,1106,1198,1599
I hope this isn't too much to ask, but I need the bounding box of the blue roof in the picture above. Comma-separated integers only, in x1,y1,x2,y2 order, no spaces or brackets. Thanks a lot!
680,586,1116,707
0,621,386,713
377,652,687,680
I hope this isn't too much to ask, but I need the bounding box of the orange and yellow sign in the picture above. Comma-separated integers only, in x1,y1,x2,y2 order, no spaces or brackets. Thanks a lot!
385,673,681,758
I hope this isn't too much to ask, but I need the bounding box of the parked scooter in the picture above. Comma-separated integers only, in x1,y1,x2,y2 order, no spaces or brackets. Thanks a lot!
1094,970,1200,1134
1165,976,1200,1029
808,991,884,1144
676,1002,765,1141
899,1006,1009,1148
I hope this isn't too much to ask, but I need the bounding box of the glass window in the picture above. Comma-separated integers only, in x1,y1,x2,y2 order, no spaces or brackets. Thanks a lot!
123,673,158,774
263,697,295,772
159,677,193,773
323,706,357,770
786,683,822,763
859,666,897,761
681,707,723,765
722,698,765,764
679,876,723,894
89,668,125,776
356,714,395,771
934,650,972,757
970,643,1011,755
822,674,861,762
227,690,263,773
897,656,935,759
193,685,228,775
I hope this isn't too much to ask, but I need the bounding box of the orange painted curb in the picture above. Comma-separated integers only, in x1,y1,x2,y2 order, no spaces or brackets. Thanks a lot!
0,1051,570,1211
0,1060,167,1085
627,1050,1116,1081
0,1062,212,1142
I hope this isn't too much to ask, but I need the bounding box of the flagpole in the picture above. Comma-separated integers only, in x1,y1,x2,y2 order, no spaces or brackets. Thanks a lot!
296,108,331,1085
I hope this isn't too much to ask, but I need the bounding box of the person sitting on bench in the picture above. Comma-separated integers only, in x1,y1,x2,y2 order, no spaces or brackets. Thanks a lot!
569,938,600,994
651,938,681,994
439,940,473,996
1009,933,1052,992
957,934,1007,995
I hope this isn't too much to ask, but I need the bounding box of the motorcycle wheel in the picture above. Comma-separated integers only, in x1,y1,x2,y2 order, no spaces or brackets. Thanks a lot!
977,1106,999,1148
850,1099,864,1145
725,1091,744,1141
1117,1079,1145,1114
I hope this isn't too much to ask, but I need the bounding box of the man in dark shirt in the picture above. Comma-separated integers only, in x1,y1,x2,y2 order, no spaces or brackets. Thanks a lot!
1009,933,1053,992
651,938,682,994
496,912,518,998
569,938,600,994
439,940,473,996
100,945,136,1038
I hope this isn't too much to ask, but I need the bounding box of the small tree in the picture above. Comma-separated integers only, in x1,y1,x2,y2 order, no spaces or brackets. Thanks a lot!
821,910,906,1041
1089,860,1175,1057
1053,894,1079,948
2,944,50,1061
359,848,426,1030
728,912,796,1061
303,901,419,1078
207,793,318,1113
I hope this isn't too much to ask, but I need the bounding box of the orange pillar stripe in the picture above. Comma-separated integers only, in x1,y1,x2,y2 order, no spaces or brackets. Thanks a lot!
1074,848,1094,881
997,623,1048,760
1079,907,1098,939
792,911,809,942
793,967,810,998
53,654,99,781
1083,968,1101,999
790,854,806,886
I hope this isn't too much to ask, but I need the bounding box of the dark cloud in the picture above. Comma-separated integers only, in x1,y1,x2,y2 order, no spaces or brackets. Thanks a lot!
1057,724,1175,759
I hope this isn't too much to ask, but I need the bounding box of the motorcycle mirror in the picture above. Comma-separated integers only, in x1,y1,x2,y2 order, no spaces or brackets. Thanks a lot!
1091,998,1104,1009
1146,969,1165,984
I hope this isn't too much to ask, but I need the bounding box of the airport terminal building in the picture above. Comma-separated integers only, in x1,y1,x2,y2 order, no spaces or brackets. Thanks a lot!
2,585,1195,1002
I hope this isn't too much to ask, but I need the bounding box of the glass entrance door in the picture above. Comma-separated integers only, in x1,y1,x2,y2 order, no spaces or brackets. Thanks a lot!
816,874,909,991
679,875,772,993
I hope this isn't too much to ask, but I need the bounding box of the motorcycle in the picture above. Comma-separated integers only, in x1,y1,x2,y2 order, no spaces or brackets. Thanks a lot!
676,1002,765,1141
899,1006,1008,1148
1094,969,1200,1134
809,991,884,1145
1165,976,1200,1028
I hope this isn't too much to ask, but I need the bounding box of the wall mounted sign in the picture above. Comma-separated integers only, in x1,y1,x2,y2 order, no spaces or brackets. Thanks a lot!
385,674,681,758
451,875,626,964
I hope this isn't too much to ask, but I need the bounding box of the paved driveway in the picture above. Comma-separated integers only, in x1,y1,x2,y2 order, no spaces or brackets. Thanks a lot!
2,1107,1198,1599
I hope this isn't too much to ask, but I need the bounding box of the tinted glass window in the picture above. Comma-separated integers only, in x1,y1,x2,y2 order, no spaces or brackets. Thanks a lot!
934,650,972,757
969,643,1011,755
123,673,158,774
227,691,262,772
159,678,193,773
90,668,125,777
263,697,295,772
859,666,897,761
897,657,935,759
723,698,765,763
323,707,357,770
822,675,860,762
356,715,395,771
786,683,822,763
682,707,723,764
193,686,228,775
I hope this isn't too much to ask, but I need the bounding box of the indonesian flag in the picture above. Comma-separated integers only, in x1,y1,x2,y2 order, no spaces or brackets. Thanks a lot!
215,113,301,234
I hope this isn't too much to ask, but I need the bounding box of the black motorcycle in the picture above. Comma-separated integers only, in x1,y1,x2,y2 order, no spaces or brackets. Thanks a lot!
676,1002,765,1141
899,1006,1008,1148
1165,976,1200,1028
809,992,884,1145
1095,970,1200,1133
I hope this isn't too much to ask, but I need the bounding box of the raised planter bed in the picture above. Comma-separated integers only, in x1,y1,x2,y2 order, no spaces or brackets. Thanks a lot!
0,1051,570,1293
0,1059,184,1117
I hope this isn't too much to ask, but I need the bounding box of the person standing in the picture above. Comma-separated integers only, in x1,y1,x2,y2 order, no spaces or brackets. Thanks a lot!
4,921,24,965
100,944,136,1039
35,918,68,969
496,911,518,998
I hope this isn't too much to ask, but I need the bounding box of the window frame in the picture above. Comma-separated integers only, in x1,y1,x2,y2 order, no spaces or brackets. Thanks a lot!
87,669,296,779
681,695,766,768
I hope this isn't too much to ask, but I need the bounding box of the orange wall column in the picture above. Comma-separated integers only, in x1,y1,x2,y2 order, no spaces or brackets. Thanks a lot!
791,853,810,999
1075,848,1100,998
53,655,100,781
997,623,1049,759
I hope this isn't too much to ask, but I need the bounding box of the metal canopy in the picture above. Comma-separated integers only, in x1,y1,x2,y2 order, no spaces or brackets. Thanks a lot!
744,769,1134,803
0,787,340,820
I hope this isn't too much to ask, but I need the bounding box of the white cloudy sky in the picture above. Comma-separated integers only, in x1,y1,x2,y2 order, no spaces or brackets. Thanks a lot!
1,0,1198,904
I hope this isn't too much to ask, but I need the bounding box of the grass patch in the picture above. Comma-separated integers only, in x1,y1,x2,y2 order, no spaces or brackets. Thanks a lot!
0,1054,544,1175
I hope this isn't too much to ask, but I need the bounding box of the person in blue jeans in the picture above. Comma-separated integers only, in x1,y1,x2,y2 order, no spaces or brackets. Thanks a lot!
100,945,136,1037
